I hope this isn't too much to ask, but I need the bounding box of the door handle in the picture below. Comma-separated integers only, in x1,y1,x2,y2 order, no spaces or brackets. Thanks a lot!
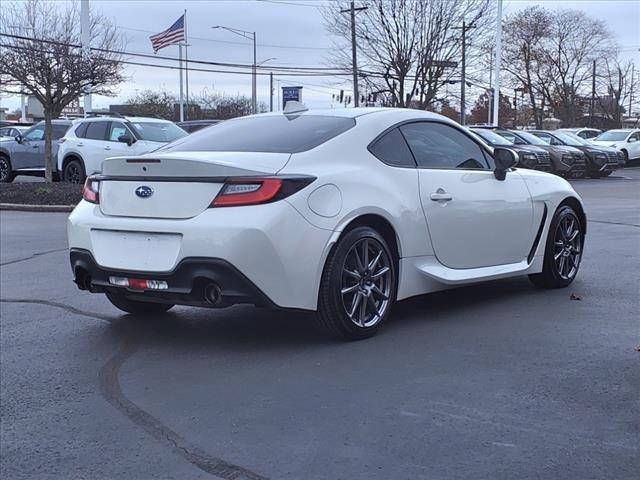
430,190,453,202
104,146,111,150
77,142,84,147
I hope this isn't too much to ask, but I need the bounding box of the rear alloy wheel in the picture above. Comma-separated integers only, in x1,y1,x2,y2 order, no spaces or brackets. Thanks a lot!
106,292,174,315
63,159,86,184
0,156,15,183
318,226,396,340
529,205,583,289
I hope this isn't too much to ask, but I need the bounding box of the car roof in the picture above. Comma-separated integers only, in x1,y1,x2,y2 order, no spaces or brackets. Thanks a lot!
73,116,173,124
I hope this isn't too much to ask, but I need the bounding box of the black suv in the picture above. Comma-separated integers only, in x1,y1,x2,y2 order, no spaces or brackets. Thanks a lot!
529,130,620,178
470,127,552,172
478,127,587,178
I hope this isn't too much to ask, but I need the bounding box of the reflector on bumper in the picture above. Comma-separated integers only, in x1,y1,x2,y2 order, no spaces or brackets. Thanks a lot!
108,276,169,290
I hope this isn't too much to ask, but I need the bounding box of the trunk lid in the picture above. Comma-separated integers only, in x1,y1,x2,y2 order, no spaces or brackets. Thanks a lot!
98,152,291,219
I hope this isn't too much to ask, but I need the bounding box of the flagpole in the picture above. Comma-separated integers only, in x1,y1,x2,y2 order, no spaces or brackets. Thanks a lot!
179,43,184,122
184,9,189,121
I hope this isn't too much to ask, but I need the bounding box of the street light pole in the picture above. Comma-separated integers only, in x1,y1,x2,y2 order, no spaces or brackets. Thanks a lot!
340,2,367,108
212,25,258,114
252,31,257,114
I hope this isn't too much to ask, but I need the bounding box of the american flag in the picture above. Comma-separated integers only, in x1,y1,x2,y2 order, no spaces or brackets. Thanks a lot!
149,15,185,53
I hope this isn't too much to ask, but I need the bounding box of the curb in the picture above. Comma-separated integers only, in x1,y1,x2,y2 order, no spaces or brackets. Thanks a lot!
0,203,75,213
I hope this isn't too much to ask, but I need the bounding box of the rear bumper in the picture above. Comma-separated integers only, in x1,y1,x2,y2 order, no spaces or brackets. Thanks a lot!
67,200,334,310
70,249,275,308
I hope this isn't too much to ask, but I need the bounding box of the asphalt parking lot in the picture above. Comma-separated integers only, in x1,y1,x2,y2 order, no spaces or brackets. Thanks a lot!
1,171,638,480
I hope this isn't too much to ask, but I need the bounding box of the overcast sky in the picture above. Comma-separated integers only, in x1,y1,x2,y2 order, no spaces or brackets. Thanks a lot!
1,0,638,113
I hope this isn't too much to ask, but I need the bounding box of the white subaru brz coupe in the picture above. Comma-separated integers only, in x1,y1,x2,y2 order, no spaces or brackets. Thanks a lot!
68,106,586,340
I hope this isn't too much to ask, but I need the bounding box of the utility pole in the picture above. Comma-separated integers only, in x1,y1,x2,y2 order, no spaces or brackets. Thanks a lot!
80,0,91,116
252,31,257,114
492,0,502,127
184,9,189,121
630,63,635,117
454,20,476,124
590,60,596,127
178,44,184,122
341,2,367,107
270,72,274,112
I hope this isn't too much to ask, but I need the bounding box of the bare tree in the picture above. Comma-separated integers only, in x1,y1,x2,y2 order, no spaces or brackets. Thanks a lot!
596,58,639,127
125,90,177,120
503,6,615,128
502,6,552,128
0,0,125,182
323,0,492,110
197,87,266,119
469,91,513,126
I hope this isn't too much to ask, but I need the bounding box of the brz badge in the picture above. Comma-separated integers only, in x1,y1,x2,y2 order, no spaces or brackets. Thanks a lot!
135,185,154,198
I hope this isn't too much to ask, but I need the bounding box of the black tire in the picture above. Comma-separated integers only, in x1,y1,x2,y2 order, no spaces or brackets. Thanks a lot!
317,226,397,340
63,158,86,184
0,155,15,183
105,292,174,315
621,150,629,165
529,205,584,289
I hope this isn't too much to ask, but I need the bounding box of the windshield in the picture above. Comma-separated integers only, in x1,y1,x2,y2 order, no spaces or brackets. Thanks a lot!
130,122,187,143
514,131,548,145
471,129,513,145
555,131,589,146
160,115,356,154
594,131,629,142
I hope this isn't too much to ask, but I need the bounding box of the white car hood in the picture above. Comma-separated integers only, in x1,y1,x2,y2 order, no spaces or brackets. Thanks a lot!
591,140,619,147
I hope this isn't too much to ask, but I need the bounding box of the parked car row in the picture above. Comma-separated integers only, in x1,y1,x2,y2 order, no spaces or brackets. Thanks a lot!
0,112,637,183
0,114,189,183
469,126,634,179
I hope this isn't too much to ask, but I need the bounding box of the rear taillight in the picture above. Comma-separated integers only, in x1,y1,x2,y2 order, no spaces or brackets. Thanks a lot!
82,177,100,204
211,176,315,207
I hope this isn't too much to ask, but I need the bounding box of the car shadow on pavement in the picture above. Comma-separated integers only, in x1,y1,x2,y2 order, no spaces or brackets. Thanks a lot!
100,276,542,351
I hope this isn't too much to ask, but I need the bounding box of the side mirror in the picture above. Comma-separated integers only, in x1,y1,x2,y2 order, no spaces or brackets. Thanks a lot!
15,134,23,144
117,134,135,146
628,137,637,143
493,147,518,181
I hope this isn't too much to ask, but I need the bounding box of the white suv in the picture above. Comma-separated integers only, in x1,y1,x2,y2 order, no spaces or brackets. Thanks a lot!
57,115,187,183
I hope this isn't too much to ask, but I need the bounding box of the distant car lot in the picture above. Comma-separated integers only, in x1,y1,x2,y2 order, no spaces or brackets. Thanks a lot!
1,168,638,480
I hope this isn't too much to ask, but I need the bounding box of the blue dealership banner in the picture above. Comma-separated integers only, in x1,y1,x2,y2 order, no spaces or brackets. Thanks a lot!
282,86,303,109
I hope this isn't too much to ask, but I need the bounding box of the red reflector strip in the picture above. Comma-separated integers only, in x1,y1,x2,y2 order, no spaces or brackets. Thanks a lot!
108,276,169,290
128,278,148,290
212,178,283,207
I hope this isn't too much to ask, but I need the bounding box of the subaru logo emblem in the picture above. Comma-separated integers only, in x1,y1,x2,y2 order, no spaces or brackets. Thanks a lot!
135,186,154,198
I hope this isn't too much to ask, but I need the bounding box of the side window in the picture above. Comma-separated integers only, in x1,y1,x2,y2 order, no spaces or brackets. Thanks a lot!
75,122,89,138
535,133,552,145
108,122,129,141
399,122,488,170
629,132,639,141
368,127,415,167
24,126,45,141
52,124,69,140
85,121,109,141
0,128,9,136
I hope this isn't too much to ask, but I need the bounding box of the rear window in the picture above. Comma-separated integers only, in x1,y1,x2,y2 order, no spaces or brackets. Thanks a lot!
130,122,187,143
52,124,70,140
160,115,356,154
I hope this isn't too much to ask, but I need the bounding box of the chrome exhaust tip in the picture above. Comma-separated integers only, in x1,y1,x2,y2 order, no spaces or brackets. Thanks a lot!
203,283,222,305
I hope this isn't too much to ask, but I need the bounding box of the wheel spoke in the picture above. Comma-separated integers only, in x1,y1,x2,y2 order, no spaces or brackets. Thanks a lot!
348,292,362,318
568,229,579,242
368,250,383,272
371,266,390,279
341,284,360,295
361,240,369,271
344,268,361,280
554,250,563,261
367,294,381,318
371,285,389,300
358,292,367,325
558,256,566,277
353,248,365,274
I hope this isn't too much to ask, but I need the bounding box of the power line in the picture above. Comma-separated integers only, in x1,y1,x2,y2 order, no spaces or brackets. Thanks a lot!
0,32,350,76
117,25,331,51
